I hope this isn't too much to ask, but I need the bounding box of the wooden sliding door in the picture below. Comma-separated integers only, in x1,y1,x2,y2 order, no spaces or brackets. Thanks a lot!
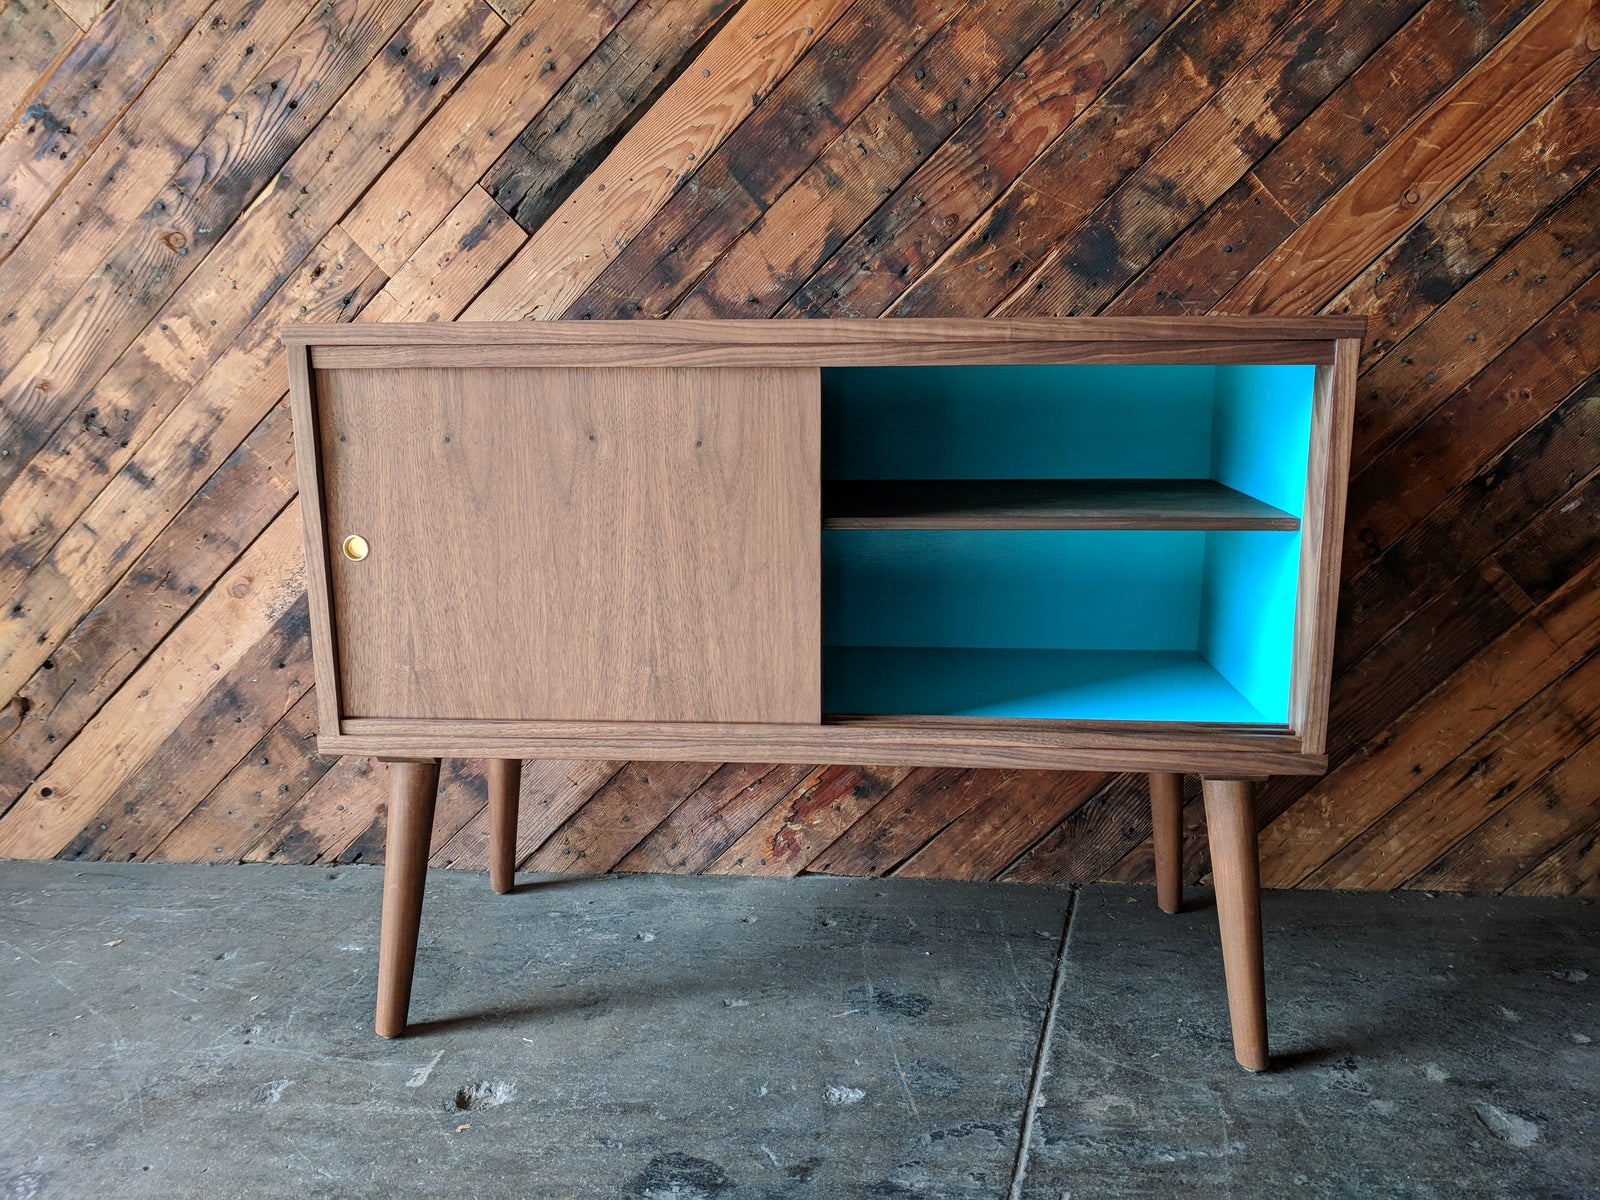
313,364,820,725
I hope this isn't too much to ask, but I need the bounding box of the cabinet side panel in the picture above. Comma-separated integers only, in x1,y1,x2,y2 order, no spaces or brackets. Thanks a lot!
288,350,343,737
1288,340,1359,752
317,366,820,725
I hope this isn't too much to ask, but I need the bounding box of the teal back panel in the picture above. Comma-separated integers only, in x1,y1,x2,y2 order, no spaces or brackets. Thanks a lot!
1211,364,1316,515
823,365,1215,479
823,530,1205,650
1202,364,1314,718
1200,530,1301,722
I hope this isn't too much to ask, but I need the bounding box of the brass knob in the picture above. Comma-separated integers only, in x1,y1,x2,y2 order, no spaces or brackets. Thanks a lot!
341,534,370,562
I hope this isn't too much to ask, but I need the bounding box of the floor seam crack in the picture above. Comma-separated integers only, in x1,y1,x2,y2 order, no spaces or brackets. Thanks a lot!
1008,885,1077,1200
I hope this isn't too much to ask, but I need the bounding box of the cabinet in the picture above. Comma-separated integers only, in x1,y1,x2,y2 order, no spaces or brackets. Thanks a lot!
285,317,1362,1070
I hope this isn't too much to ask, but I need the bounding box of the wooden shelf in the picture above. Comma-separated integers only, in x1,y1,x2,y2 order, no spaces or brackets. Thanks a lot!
822,478,1301,530
823,646,1274,724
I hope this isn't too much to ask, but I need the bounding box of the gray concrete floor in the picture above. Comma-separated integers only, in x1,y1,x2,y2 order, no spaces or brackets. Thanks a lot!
0,862,1593,1199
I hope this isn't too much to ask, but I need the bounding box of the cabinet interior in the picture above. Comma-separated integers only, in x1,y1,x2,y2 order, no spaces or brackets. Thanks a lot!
820,362,1318,725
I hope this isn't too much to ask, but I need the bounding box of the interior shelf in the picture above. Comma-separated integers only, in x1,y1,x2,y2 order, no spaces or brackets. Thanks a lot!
823,646,1275,724
822,478,1301,530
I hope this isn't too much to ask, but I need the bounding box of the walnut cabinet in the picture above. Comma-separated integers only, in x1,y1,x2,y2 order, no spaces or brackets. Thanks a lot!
284,317,1363,1071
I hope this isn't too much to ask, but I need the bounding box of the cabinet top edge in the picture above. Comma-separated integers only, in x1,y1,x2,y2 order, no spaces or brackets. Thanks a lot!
282,315,1367,347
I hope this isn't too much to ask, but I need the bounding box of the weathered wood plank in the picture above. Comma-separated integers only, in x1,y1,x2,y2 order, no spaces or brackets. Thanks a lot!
242,753,383,864
570,0,956,320
0,398,300,806
1258,555,1600,887
59,593,312,861
0,0,211,265
1343,270,1600,576
664,0,1073,319
482,0,737,233
782,0,1185,320
890,0,1307,317
1337,384,1600,673
1409,727,1600,894
1509,817,1600,897
0,230,385,706
900,769,1103,881
0,0,77,128
353,185,525,322
1350,170,1600,478
1305,649,1600,891
0,0,420,483
1329,60,1600,364
703,764,911,877
1219,0,1600,316
1314,561,1534,782
0,0,319,367
999,0,1423,319
806,767,1002,877
613,761,812,874
464,0,855,319
1109,0,1541,318
999,773,1147,885
147,687,329,862
339,0,635,274
0,504,305,858
430,758,623,871
52,0,109,31
523,760,722,874
1495,467,1600,604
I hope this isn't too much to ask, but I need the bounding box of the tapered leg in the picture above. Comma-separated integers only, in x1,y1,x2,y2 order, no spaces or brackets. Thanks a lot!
376,758,440,1038
488,758,521,895
1149,772,1184,914
1202,776,1268,1072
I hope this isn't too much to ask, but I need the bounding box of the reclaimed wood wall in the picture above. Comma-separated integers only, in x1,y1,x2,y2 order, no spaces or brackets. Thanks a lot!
1,0,1597,896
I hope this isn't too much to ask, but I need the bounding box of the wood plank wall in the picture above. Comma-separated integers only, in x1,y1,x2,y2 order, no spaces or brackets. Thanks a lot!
1,0,1597,896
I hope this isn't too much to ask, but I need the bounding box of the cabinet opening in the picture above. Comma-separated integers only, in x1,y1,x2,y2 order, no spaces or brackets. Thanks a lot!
819,362,1315,725
822,362,1315,514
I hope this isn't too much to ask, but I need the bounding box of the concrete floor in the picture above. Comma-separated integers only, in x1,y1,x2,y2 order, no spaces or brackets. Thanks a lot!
0,863,1593,1199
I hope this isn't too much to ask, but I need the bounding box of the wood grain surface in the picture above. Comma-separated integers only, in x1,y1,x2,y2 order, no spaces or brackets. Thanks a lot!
2,0,1598,896
310,363,820,724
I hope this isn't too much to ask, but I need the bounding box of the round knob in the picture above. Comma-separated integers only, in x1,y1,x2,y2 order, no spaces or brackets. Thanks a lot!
341,534,370,562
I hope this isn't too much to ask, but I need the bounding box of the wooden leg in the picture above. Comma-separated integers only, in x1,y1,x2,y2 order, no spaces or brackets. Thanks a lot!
488,758,521,895
1149,772,1183,914
1202,776,1268,1072
376,758,440,1038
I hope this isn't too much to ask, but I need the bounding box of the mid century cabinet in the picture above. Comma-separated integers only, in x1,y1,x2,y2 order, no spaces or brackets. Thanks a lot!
283,317,1362,1071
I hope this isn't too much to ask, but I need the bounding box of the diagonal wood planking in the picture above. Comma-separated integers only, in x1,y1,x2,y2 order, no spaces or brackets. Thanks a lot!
1,0,1598,895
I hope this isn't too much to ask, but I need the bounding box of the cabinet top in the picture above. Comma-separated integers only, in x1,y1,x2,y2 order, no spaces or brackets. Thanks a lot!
285,316,1365,368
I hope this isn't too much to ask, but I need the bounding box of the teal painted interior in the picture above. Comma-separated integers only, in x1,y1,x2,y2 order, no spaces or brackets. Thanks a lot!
1212,364,1316,515
822,365,1215,479
823,531,1205,650
820,362,1319,723
822,529,1294,722
825,647,1270,722
1199,530,1301,723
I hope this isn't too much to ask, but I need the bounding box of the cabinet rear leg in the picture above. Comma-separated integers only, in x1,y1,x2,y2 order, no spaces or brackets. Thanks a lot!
1149,772,1183,914
488,758,521,895
376,758,440,1038
1202,776,1268,1072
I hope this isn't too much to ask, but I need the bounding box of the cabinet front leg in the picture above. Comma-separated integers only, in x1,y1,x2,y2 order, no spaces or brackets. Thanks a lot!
376,758,440,1038
1202,776,1268,1072
488,758,521,895
1149,772,1184,914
